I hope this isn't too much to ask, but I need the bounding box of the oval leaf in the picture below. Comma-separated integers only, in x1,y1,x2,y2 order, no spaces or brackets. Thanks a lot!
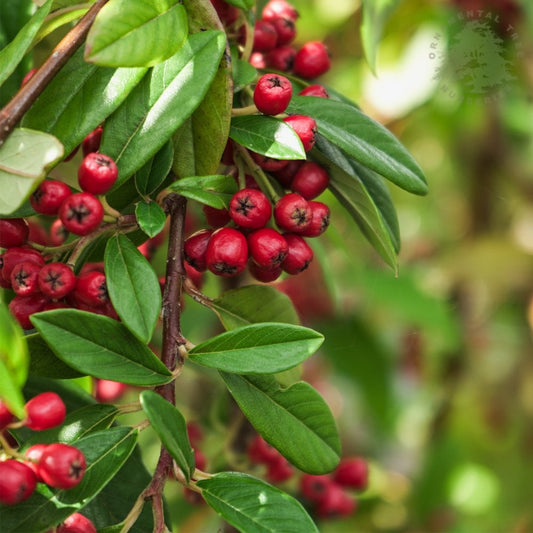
100,30,226,186
105,234,162,342
31,309,172,386
168,174,237,208
221,373,340,474
288,96,428,195
230,115,306,160
197,472,318,533
135,141,173,195
136,201,167,238
140,390,195,482
189,323,323,374
27,333,83,379
85,0,188,67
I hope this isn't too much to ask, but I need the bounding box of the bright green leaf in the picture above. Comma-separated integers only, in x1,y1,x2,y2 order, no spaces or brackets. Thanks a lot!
34,6,88,44
136,201,167,238
168,174,237,208
221,373,340,474
224,0,254,9
198,472,319,533
85,0,188,67
232,57,257,93
31,309,172,386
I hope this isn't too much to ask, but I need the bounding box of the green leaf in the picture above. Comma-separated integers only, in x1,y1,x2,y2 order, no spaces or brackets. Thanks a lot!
198,472,319,533
313,135,399,271
134,141,173,195
31,309,172,386
100,30,226,186
189,323,323,374
0,303,28,418
168,174,238,209
0,0,52,88
221,373,340,474
22,47,146,157
104,234,162,343
230,115,306,160
136,201,166,238
34,6,88,44
211,285,300,330
287,96,428,195
85,0,188,67
361,0,400,73
27,333,83,379
232,57,257,93
224,0,253,9
0,128,63,215
140,390,195,482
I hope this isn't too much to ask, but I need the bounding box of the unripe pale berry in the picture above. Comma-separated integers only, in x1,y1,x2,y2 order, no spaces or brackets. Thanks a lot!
24,392,66,431
205,227,248,277
254,74,293,116
78,153,118,195
38,443,86,489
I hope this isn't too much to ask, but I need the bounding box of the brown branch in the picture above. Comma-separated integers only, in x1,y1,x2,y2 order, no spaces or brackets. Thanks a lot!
0,0,109,146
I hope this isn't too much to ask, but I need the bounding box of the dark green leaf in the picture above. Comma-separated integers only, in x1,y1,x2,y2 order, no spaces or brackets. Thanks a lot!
232,56,257,93
100,30,226,186
27,333,83,379
136,201,167,238
135,141,173,195
224,0,254,9
287,96,428,195
189,323,323,374
140,390,195,482
85,0,188,67
230,115,306,160
221,373,340,474
22,47,146,157
198,472,319,533
104,234,161,342
31,309,172,385
0,0,51,88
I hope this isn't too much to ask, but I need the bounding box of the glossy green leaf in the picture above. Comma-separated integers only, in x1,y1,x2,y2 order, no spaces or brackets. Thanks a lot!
136,201,167,238
189,323,323,374
313,135,399,271
22,47,146,157
221,373,340,474
168,174,237,209
0,0,51,88
140,390,195,482
105,234,162,342
198,472,319,533
31,309,172,385
0,128,63,215
230,115,306,160
27,333,83,379
85,0,188,67
100,30,226,186
233,57,257,93
34,6,88,44
287,96,428,195
361,0,400,73
212,285,300,330
135,141,173,195
0,303,28,418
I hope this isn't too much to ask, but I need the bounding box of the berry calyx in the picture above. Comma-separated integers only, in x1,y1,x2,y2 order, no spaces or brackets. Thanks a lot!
24,392,66,431
229,188,272,229
300,201,330,237
1,247,45,284
78,153,118,195
38,262,76,300
0,459,37,505
10,261,41,296
30,180,71,215
183,229,213,272
59,192,103,236
57,512,97,533
291,161,329,199
205,227,248,277
0,218,29,248
254,74,293,116
293,41,331,79
38,443,86,489
281,233,313,274
248,228,288,268
274,193,311,233
283,115,318,152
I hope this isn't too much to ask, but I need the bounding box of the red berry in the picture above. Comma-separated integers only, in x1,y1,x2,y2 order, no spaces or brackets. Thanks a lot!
290,161,329,199
254,74,293,116
184,262,203,288
183,229,213,272
186,422,203,448
247,435,279,464
248,228,288,268
270,16,296,45
300,474,334,502
27,219,50,246
64,145,80,162
253,20,278,52
293,41,331,79
59,192,103,236
250,52,267,69
272,160,303,188
78,153,118,195
95,379,127,403
10,261,41,296
82,126,103,156
8,293,48,329
266,45,296,71
73,271,108,308
0,218,29,248
315,483,356,518
203,204,231,229
38,262,76,300
1,246,45,284
205,227,248,277
0,459,37,505
250,151,289,172
300,201,330,237
0,400,14,429
57,512,97,533
50,219,69,246
210,0,239,25
248,261,283,283
229,189,272,229
194,449,207,472
25,392,66,431
274,193,311,233
283,115,317,152
281,233,313,274
333,457,369,491
30,180,71,215
24,444,48,481
38,443,86,489
262,0,299,22
299,84,329,98
266,455,294,482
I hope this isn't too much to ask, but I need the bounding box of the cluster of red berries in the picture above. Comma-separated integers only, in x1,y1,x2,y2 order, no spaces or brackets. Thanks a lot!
0,394,86,506
247,434,295,483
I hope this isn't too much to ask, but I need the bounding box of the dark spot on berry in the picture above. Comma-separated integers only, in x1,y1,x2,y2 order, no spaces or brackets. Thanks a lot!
236,196,255,217
44,270,65,291
14,268,30,287
213,262,237,275
291,207,309,226
67,202,91,224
